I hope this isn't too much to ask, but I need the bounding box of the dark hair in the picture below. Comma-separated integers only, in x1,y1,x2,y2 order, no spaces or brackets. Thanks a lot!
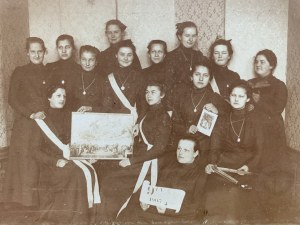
56,34,75,49
255,49,277,72
210,38,233,61
26,37,46,52
47,85,66,99
178,135,200,152
191,59,213,81
147,40,168,53
228,79,252,99
105,19,127,32
115,39,136,53
79,45,100,58
145,80,166,96
176,21,197,36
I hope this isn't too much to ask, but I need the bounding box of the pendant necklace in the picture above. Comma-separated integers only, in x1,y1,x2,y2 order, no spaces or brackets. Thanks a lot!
230,112,245,143
81,72,96,95
180,47,193,71
117,73,130,91
191,91,206,112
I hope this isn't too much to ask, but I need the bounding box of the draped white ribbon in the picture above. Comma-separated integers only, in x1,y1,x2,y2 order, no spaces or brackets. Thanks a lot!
34,119,101,208
210,77,221,95
108,73,138,124
117,116,158,217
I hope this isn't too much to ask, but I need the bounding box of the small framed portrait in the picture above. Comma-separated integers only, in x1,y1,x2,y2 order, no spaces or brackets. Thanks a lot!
197,108,218,136
70,112,134,160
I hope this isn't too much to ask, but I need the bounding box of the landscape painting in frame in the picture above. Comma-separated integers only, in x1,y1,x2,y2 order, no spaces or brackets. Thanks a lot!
70,112,134,160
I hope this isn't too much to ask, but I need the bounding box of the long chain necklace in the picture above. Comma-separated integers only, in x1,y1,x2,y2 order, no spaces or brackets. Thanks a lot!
230,112,245,143
191,91,206,112
81,72,96,95
117,73,130,91
179,47,193,71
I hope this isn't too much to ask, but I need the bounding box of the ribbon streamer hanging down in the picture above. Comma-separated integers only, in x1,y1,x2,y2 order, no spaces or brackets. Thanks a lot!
117,116,157,217
34,119,101,208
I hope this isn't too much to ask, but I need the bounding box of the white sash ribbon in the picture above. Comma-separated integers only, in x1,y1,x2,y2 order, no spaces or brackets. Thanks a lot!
210,77,221,95
34,119,101,208
117,116,158,217
108,73,138,124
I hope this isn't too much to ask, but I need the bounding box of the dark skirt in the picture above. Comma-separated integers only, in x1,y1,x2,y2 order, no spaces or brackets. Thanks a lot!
4,115,39,207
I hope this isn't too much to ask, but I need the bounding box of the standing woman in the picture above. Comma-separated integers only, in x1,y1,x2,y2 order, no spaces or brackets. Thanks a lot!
171,60,229,156
249,49,292,205
46,34,79,90
5,37,48,208
165,21,206,111
98,19,141,75
209,39,240,99
70,45,103,112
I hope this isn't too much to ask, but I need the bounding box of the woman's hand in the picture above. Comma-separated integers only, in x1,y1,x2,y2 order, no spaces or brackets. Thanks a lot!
252,92,260,103
56,159,68,168
156,206,166,214
205,164,217,174
119,158,131,167
140,202,150,211
77,106,92,113
237,165,249,175
88,159,98,164
30,111,46,120
133,124,139,137
204,103,218,114
188,125,198,134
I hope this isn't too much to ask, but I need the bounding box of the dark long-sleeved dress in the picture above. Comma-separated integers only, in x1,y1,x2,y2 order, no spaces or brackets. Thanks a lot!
102,65,143,114
4,63,48,207
98,45,141,75
210,64,240,99
248,75,288,169
205,109,264,223
32,108,96,224
121,156,208,224
171,86,229,155
99,103,171,220
69,68,104,112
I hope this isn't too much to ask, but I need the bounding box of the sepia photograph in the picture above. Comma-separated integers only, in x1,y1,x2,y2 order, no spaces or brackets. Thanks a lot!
0,0,299,224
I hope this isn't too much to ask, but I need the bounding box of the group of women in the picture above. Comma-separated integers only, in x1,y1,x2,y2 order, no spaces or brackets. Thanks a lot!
3,19,292,224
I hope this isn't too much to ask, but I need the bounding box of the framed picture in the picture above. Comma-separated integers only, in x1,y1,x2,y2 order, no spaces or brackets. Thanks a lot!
70,112,134,160
196,108,218,136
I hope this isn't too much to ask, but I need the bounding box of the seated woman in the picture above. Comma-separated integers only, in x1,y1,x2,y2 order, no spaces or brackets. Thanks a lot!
118,136,208,225
98,19,141,74
70,45,103,112
99,81,171,221
205,80,264,224
32,85,98,224
209,38,240,99
171,59,229,157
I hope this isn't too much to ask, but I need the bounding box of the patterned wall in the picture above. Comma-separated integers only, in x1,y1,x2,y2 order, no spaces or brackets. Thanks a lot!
285,0,300,151
0,0,30,147
174,0,225,56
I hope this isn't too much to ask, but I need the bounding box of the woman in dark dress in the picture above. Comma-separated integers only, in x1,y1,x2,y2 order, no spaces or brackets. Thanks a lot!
141,39,171,115
70,45,103,112
32,86,99,224
205,80,264,224
98,19,141,75
4,37,48,208
121,136,207,225
171,60,229,156
209,38,240,99
99,81,171,221
46,34,80,92
248,49,292,211
165,21,206,112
